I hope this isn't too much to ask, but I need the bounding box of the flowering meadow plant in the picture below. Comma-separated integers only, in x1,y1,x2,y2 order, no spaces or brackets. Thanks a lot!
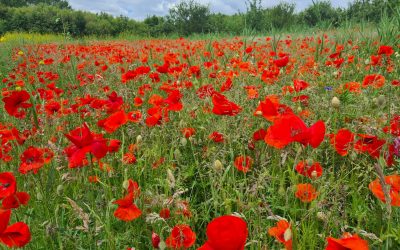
0,32,399,249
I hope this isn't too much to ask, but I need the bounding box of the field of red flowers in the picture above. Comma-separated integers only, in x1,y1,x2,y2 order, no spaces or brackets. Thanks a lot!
0,32,399,249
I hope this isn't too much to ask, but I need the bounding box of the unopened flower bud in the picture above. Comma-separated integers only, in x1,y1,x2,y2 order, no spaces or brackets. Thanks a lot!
284,228,292,241
377,95,385,107
56,185,64,195
122,179,129,190
174,149,181,160
136,135,142,144
331,96,340,108
213,160,223,171
180,137,187,146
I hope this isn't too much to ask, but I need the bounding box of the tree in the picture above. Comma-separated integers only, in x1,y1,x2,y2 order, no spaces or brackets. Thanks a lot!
167,0,211,35
245,0,263,31
263,2,296,30
300,1,341,27
0,0,70,9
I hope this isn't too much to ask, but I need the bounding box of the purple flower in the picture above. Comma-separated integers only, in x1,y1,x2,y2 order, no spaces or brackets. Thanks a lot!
394,137,400,157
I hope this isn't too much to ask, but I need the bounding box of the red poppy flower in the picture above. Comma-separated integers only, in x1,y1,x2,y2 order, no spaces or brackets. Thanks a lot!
159,208,171,219
377,45,394,56
220,78,233,92
253,128,267,141
97,110,128,133
146,107,163,127
362,74,385,88
209,131,224,143
2,90,32,118
264,114,325,149
254,96,293,122
295,183,318,203
164,90,183,112
113,180,141,221
244,86,259,99
383,115,400,136
199,215,248,250
211,93,242,116
268,220,292,250
295,161,323,178
108,139,121,153
165,224,196,249
0,210,31,248
123,152,137,164
0,172,16,199
234,156,253,173
369,174,400,206
274,56,289,68
293,79,309,92
64,123,110,168
127,111,142,123
343,82,361,94
329,129,355,156
19,146,53,174
2,192,30,209
152,232,161,248
181,128,196,138
197,84,216,99
354,134,385,159
134,97,143,107
326,232,369,250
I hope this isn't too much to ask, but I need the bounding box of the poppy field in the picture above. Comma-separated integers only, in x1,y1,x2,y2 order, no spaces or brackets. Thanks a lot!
0,30,399,249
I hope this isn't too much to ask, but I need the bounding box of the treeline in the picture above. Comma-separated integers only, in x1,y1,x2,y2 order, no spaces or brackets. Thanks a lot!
0,0,399,37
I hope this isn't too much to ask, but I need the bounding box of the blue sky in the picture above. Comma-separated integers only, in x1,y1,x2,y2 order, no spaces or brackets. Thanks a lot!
68,0,352,20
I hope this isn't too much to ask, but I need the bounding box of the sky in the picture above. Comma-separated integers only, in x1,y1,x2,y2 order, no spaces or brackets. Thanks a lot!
68,0,352,21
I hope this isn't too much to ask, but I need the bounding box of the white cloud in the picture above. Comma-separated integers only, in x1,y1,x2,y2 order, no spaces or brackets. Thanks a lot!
68,0,352,20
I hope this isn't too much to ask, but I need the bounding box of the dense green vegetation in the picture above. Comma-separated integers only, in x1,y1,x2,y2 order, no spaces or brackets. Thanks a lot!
0,0,399,37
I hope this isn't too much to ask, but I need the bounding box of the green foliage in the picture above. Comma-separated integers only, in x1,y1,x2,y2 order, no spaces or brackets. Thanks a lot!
167,0,211,36
0,0,399,37
263,2,296,30
300,1,342,27
245,0,264,31
0,0,70,8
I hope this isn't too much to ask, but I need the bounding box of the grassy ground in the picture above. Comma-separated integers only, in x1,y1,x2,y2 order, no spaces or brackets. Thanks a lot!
0,20,399,249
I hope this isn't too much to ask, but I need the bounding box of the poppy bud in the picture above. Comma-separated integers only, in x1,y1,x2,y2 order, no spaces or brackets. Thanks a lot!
331,96,340,108
180,137,187,146
18,50,24,56
173,149,181,160
36,192,43,201
136,135,142,144
297,106,302,113
213,160,223,171
122,179,129,190
284,228,292,241
152,232,160,248
15,86,22,91
306,158,313,166
377,95,385,107
56,184,64,195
